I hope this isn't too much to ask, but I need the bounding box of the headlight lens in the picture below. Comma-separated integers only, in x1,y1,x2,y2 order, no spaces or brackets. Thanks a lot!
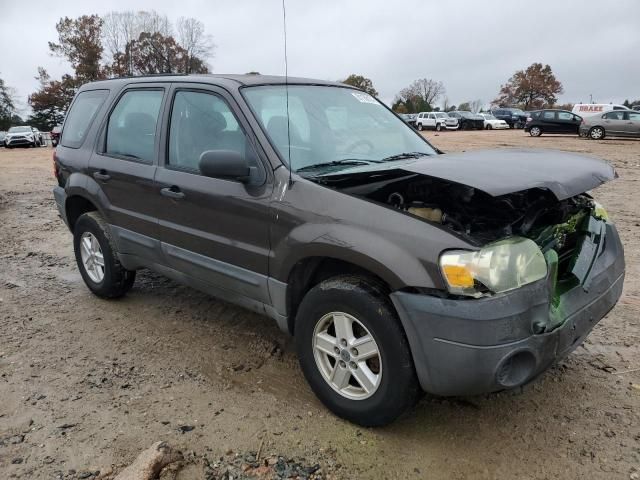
440,237,547,297
593,201,609,221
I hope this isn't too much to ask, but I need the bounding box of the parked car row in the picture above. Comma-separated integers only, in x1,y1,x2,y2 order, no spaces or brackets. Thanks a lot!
1,126,45,148
524,105,640,140
401,109,522,132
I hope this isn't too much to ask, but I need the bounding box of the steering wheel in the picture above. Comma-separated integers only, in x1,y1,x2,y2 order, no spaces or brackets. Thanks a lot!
344,139,374,155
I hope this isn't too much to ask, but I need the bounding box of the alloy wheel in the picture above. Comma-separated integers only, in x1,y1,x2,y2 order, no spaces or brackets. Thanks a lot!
80,232,105,283
312,311,382,400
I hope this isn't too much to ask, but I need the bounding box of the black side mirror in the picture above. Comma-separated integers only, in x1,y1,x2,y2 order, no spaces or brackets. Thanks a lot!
199,150,251,182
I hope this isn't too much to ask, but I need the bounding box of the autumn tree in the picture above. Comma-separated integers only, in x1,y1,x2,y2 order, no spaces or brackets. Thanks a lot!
0,75,16,130
493,63,563,110
28,68,77,130
49,15,106,82
341,74,379,96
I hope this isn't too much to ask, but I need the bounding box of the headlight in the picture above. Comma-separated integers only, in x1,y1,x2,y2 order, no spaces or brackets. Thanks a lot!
439,237,547,297
593,201,608,221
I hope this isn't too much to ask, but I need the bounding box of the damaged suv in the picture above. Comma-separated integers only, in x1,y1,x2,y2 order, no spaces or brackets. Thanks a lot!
53,75,624,427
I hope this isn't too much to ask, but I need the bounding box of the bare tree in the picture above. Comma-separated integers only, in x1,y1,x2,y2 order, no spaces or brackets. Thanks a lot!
102,11,139,75
176,17,214,73
470,99,483,113
137,10,172,38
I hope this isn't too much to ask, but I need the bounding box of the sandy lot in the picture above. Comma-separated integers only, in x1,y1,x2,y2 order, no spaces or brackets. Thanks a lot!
1,130,639,479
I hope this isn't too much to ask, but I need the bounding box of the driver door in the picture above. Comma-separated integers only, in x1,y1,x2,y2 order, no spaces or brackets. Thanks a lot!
155,84,273,303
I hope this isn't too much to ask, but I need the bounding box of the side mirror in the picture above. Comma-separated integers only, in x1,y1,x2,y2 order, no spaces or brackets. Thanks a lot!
199,150,251,182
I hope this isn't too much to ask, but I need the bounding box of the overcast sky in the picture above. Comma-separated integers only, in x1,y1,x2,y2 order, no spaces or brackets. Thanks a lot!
2,0,639,115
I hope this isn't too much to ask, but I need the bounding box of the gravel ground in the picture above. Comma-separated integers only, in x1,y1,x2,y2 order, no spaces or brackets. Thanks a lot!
0,130,639,479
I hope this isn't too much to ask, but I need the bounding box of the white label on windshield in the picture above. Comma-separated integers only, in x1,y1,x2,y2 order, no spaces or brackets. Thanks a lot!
351,92,378,104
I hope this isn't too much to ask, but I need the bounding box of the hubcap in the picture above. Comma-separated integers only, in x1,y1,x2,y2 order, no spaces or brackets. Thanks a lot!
531,127,540,136
591,128,603,139
312,312,382,400
80,232,105,283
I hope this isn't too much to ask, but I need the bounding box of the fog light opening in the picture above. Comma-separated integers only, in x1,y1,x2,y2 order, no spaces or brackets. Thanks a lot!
496,351,536,388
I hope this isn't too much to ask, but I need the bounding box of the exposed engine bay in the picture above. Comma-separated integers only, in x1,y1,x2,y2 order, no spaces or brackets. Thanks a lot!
312,169,596,245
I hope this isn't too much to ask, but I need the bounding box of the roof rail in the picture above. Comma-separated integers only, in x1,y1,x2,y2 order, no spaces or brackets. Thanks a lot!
108,73,191,80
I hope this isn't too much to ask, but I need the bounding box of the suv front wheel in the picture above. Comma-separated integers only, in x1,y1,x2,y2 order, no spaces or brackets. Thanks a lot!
73,212,136,298
295,275,419,426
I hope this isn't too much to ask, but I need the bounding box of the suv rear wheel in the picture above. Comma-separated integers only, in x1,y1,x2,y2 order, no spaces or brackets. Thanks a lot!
73,212,136,298
294,275,419,426
417,123,423,131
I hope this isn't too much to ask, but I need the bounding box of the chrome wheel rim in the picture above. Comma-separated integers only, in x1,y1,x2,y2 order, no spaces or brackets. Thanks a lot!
312,312,382,400
80,232,105,283
531,127,540,136
591,127,603,139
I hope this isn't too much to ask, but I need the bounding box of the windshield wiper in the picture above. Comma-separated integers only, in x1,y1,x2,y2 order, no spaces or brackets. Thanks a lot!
296,159,380,173
379,152,431,162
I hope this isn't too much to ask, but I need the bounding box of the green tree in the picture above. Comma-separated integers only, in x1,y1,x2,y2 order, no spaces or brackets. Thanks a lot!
0,75,16,130
341,74,379,97
493,63,563,110
458,102,471,111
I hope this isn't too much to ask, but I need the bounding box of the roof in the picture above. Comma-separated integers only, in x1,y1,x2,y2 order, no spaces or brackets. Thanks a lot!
79,73,346,91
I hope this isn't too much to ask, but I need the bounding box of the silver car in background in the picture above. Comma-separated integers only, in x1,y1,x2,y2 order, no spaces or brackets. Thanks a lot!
580,110,640,139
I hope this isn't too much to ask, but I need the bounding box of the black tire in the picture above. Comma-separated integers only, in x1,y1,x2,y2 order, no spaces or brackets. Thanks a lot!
295,275,420,427
529,126,542,137
417,123,423,131
435,123,442,132
73,212,136,298
486,124,492,130
589,126,605,140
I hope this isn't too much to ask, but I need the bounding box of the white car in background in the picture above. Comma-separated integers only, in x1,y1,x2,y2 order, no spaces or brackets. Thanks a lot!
415,111,459,131
478,113,509,130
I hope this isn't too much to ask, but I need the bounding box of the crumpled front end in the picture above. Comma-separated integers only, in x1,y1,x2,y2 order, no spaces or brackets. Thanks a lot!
390,215,625,396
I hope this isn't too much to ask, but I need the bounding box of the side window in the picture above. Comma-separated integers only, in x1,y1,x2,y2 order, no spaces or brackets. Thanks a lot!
61,90,109,148
627,112,640,121
168,90,252,173
558,112,573,121
106,89,163,162
543,111,555,120
605,111,624,120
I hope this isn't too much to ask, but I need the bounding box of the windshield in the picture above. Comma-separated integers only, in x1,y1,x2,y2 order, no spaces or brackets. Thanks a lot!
8,126,31,133
242,85,437,172
484,114,497,120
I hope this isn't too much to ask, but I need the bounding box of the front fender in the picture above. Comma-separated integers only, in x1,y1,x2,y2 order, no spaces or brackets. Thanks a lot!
271,222,440,291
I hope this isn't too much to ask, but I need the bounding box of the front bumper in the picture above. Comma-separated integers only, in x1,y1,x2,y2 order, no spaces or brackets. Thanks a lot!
6,137,34,146
390,222,625,396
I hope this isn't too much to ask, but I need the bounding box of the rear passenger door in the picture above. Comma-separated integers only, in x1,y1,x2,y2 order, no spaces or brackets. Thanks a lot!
602,111,626,135
622,111,640,137
540,110,558,132
89,83,168,263
155,84,273,304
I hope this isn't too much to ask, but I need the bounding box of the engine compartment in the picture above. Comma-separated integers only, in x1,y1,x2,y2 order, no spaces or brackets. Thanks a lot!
313,169,595,245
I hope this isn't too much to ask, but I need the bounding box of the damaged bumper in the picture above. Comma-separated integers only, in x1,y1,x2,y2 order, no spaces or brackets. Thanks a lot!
390,222,625,396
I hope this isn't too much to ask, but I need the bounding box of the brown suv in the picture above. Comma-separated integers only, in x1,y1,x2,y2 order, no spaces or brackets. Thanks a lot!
53,75,625,426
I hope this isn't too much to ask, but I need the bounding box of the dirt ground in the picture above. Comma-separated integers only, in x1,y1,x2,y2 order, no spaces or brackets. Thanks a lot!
1,130,639,480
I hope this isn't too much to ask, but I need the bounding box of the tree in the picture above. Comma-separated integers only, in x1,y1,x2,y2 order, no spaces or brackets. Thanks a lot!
392,78,445,113
49,15,106,82
457,102,471,112
0,75,16,130
470,99,483,113
128,31,207,75
176,17,214,73
493,63,563,110
28,68,77,130
341,74,378,96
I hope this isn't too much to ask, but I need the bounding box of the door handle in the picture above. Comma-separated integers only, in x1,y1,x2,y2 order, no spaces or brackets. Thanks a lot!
93,170,111,182
160,186,185,199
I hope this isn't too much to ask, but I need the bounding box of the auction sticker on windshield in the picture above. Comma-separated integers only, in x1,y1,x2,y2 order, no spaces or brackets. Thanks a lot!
351,92,378,104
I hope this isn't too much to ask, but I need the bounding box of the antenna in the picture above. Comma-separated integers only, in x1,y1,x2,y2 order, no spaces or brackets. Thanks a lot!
282,0,293,187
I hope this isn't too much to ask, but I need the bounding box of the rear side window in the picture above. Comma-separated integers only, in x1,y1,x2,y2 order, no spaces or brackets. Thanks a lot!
542,111,555,120
604,111,624,120
558,112,573,120
106,89,163,163
61,90,109,148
